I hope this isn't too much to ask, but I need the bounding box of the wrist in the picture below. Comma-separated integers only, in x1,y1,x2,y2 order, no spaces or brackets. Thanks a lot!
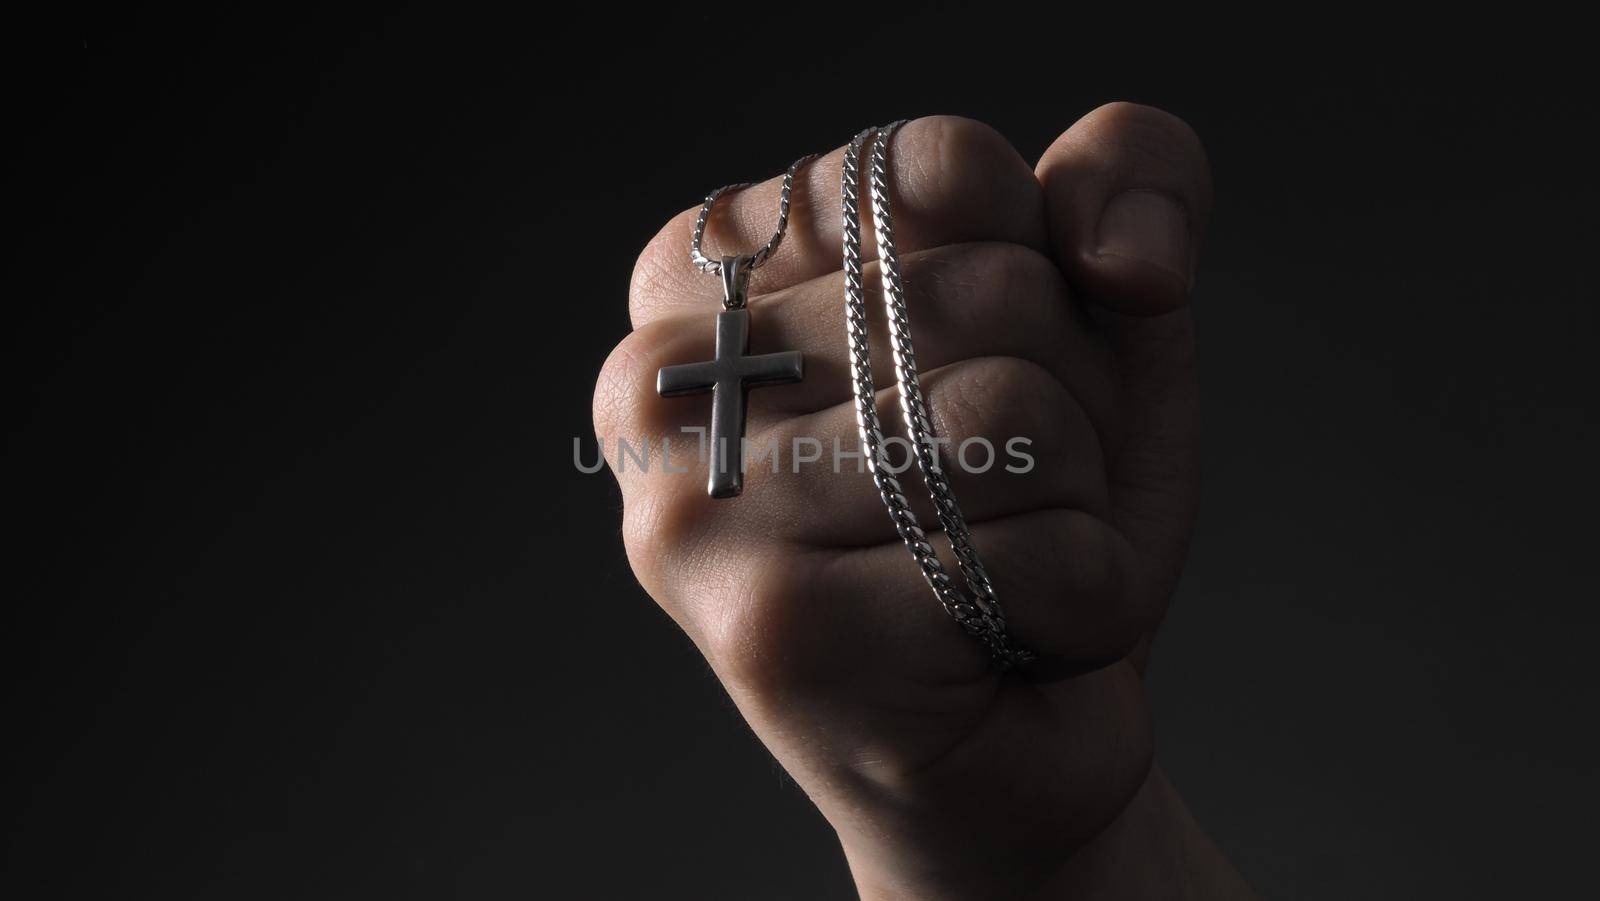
842,764,1257,901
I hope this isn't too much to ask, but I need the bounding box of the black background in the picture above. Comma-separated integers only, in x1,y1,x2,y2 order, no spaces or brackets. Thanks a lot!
8,6,1598,899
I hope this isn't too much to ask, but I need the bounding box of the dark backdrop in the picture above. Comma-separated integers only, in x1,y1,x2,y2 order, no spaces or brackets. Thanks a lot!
8,6,1597,899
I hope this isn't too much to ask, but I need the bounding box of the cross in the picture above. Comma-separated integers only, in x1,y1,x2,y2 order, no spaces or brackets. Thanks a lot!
657,307,803,498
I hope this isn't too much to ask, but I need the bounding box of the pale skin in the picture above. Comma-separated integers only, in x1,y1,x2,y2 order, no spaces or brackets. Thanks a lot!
594,104,1259,899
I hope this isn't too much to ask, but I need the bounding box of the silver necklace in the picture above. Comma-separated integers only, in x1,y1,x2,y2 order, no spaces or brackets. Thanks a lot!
842,122,1032,668
657,154,816,498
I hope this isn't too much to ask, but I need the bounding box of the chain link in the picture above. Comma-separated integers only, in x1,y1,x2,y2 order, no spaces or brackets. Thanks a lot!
690,153,819,276
842,123,1033,669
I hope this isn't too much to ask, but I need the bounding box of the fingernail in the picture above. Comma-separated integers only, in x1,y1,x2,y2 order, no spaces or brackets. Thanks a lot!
1096,190,1192,285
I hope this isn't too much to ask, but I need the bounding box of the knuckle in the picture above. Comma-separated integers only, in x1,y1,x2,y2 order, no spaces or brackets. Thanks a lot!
1009,511,1149,660
978,242,1070,312
620,482,736,632
985,240,1064,281
592,317,682,440
701,550,817,695
908,242,1076,359
926,356,1105,511
619,488,674,594
1085,522,1159,655
932,356,1067,441
592,332,648,441
897,115,1041,224
628,207,699,322
917,115,1018,172
619,437,715,542
938,240,1062,290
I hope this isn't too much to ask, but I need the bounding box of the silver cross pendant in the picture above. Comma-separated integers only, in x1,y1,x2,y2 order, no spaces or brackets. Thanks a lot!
656,256,803,499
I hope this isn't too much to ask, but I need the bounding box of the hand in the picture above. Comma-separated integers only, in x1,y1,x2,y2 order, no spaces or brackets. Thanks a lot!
595,106,1252,899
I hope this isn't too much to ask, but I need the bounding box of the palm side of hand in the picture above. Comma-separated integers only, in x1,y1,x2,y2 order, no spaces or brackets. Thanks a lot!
596,106,1211,897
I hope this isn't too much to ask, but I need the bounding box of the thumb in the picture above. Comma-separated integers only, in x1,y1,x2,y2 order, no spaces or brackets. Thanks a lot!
1035,101,1213,315
1035,102,1214,646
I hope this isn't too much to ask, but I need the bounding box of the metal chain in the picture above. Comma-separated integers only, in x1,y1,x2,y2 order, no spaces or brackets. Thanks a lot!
690,153,819,276
842,123,1033,669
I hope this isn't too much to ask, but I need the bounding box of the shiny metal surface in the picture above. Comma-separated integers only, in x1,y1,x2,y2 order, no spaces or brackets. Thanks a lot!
841,122,1032,668
657,306,803,498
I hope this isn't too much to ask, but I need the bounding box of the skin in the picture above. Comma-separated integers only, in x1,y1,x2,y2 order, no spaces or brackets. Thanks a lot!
594,104,1259,900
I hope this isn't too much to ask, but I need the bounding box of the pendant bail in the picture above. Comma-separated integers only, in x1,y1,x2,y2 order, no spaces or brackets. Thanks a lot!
720,254,751,311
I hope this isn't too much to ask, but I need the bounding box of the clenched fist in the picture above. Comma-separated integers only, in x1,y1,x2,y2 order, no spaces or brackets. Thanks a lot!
594,105,1255,900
